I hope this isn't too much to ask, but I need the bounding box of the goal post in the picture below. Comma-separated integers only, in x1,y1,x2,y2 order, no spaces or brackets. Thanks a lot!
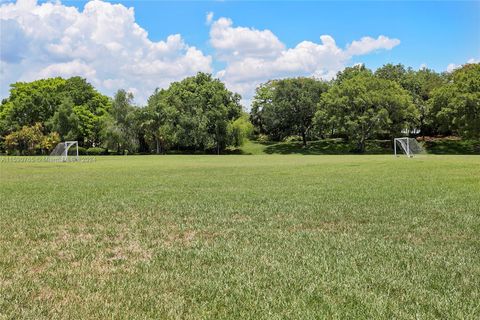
394,137,424,158
49,141,79,162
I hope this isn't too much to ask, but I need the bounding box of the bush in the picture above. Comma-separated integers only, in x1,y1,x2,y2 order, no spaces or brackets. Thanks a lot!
87,147,106,155
283,135,302,143
68,146,87,155
423,139,480,154
255,134,270,143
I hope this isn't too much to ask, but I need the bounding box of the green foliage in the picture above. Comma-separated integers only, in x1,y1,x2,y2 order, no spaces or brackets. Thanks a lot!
227,113,254,147
102,90,139,154
68,146,87,155
86,147,106,155
47,98,80,141
3,123,59,155
421,138,480,154
430,63,480,138
319,72,417,152
1,64,479,154
145,72,243,153
0,76,110,148
251,77,329,145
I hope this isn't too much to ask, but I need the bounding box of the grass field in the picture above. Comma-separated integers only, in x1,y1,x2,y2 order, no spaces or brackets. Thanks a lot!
1,155,479,319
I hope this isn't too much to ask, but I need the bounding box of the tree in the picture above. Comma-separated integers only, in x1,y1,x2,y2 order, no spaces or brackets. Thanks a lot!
251,77,329,145
374,63,407,84
102,90,139,154
48,98,80,141
375,64,446,136
0,77,111,149
227,113,254,147
250,81,275,135
429,63,480,138
319,72,417,152
3,123,59,155
0,78,66,135
145,72,243,153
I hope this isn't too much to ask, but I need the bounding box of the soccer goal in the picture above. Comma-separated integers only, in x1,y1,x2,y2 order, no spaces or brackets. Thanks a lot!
394,137,424,157
49,141,79,162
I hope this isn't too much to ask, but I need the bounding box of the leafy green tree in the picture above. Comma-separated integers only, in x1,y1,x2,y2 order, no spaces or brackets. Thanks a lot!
335,64,371,83
0,76,111,149
0,78,66,135
47,98,80,141
250,81,275,135
376,64,446,136
429,63,480,138
3,123,57,155
227,113,254,147
319,72,417,152
374,63,407,84
103,89,139,154
146,72,242,153
251,77,329,145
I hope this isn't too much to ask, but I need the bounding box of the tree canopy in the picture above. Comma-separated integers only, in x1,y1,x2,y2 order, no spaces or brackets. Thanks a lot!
0,64,479,155
251,77,329,146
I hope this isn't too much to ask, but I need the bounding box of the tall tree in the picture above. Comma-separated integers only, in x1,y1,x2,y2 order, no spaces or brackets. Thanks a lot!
251,77,329,145
47,98,80,141
0,77,110,148
146,72,242,154
320,72,417,152
103,89,138,154
429,63,480,138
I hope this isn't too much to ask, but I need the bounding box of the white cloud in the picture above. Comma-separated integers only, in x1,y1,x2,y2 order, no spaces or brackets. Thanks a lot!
210,17,401,106
210,17,285,60
0,0,212,103
447,58,479,73
345,35,400,56
447,63,458,73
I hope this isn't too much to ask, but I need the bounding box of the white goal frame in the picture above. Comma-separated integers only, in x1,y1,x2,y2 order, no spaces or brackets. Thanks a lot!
394,137,423,158
49,141,79,162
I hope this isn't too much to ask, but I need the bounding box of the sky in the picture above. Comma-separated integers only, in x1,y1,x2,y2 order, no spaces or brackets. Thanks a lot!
1,0,479,107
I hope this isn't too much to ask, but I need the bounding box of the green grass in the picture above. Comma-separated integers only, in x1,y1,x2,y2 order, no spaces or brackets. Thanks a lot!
1,155,479,319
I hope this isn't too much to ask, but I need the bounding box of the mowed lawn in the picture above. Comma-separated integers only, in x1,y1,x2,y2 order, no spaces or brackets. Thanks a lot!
1,155,479,319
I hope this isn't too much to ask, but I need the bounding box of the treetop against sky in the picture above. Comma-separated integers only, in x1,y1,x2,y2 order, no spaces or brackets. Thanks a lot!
1,0,479,105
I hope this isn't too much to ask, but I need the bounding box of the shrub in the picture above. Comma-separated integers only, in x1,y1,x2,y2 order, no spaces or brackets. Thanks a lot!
255,134,270,143
283,136,302,143
68,146,87,155
87,147,106,155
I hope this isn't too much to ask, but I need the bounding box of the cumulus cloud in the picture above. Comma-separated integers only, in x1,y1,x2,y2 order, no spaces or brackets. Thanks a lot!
209,17,401,106
1,1,405,107
345,35,400,56
447,58,479,72
210,17,285,60
0,0,212,103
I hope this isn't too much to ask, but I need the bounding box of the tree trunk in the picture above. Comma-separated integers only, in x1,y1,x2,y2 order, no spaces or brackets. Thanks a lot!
358,137,366,153
155,137,160,154
301,131,307,147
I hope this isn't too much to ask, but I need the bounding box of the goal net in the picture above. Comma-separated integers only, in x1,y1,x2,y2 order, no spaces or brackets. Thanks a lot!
394,137,424,157
49,141,79,162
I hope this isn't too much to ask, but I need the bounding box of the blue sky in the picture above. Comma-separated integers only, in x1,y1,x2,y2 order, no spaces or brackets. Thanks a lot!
1,0,479,105
67,0,479,71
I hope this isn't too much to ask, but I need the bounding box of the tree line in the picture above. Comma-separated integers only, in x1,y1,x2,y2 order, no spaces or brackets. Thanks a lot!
252,63,479,152
0,63,478,155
